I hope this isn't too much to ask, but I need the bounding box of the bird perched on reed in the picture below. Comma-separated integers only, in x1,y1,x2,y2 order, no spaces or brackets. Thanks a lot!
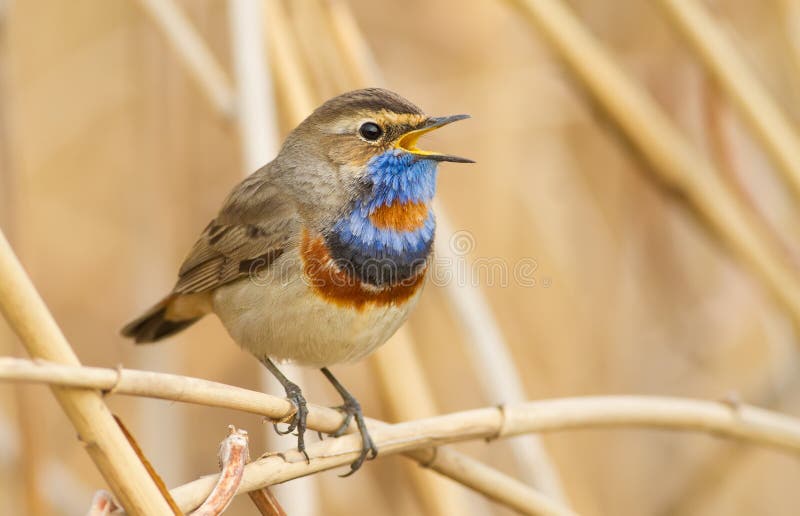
122,88,472,474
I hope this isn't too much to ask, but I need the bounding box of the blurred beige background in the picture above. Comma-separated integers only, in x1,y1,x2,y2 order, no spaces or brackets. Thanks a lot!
1,0,800,514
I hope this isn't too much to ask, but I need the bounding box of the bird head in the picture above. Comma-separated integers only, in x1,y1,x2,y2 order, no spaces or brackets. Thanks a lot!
274,88,472,230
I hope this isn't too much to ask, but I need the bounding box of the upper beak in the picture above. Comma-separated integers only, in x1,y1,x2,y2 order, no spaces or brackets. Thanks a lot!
395,114,474,163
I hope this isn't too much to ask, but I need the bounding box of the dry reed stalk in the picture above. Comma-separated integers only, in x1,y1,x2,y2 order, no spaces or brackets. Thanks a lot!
0,233,174,515
135,0,236,117
324,0,383,86
782,0,800,86
113,416,182,514
264,0,316,123
0,357,559,514
167,394,800,513
701,79,796,264
248,488,287,516
504,0,800,328
407,448,577,516
659,0,800,199
229,0,278,169
324,0,569,502
4,358,800,516
288,0,352,97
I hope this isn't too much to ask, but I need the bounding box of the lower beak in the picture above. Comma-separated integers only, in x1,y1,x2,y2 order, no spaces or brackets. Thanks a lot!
395,114,474,163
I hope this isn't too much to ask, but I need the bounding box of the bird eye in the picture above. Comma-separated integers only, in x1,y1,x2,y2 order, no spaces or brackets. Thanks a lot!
359,122,383,141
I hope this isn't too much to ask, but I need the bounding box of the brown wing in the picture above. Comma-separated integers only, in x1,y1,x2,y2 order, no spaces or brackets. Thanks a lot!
173,166,299,294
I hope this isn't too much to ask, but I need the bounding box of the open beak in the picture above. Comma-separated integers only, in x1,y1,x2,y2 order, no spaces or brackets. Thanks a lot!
395,114,474,163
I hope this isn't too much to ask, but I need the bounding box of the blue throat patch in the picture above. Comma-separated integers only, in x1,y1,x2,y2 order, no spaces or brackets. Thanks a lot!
326,150,438,286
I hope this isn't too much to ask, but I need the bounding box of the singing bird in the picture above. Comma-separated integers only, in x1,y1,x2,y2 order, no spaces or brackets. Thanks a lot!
122,88,472,473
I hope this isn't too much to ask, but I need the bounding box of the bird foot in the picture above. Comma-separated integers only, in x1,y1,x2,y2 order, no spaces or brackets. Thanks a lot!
331,395,378,476
272,382,309,463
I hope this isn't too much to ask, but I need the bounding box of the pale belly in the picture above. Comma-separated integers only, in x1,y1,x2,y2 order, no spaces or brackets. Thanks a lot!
211,257,421,368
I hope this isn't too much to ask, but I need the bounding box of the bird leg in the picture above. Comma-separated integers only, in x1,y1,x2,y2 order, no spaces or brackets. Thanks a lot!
320,367,378,476
260,357,309,462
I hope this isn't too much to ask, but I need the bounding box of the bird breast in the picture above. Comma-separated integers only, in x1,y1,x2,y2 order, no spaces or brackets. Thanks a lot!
369,200,429,231
301,229,427,310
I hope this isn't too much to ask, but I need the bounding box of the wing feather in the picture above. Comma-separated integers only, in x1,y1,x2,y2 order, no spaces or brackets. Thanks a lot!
173,166,299,294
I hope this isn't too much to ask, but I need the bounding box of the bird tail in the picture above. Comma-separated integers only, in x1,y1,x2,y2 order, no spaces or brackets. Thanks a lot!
121,293,211,343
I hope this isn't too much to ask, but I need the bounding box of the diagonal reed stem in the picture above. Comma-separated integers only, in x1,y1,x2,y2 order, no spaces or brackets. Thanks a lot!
503,0,800,329
0,232,174,515
659,0,800,200
136,0,236,117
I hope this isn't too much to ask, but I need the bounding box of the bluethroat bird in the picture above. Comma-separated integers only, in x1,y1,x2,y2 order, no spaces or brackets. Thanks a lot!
122,88,472,474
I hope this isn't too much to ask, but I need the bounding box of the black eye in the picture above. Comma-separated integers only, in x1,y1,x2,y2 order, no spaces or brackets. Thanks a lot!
359,122,383,141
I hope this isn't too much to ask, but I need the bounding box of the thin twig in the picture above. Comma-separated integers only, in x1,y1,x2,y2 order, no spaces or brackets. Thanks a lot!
248,488,286,516
191,426,249,516
136,0,236,117
659,0,800,199
114,416,183,514
0,232,173,515
503,0,800,329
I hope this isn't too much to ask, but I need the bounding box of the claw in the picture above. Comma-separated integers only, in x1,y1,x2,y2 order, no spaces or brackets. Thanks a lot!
319,367,379,475
272,422,294,436
265,373,309,463
327,387,377,475
339,408,378,476
260,358,311,464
